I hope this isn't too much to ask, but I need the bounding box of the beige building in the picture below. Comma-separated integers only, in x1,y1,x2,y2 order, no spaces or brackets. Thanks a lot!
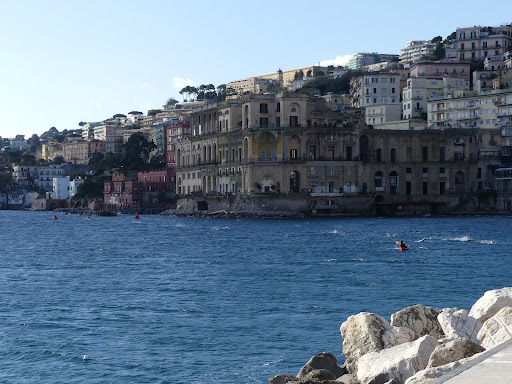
41,142,63,161
402,62,470,119
456,25,512,61
62,140,105,164
365,104,402,127
350,72,402,108
226,66,328,98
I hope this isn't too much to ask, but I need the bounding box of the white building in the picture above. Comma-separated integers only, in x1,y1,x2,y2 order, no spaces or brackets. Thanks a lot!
35,164,66,190
399,40,437,64
51,176,84,200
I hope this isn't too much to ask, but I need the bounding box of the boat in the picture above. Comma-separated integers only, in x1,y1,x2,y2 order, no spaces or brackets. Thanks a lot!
398,246,408,251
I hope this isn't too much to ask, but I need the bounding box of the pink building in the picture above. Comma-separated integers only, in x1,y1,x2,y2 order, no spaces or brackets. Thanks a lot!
166,122,191,169
138,169,174,193
104,174,143,208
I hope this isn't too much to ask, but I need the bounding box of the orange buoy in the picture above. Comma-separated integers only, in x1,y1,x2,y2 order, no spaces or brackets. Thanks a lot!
135,213,140,219
53,215,58,220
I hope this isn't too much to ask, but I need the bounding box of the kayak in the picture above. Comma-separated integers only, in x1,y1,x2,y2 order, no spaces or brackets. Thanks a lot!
398,246,408,251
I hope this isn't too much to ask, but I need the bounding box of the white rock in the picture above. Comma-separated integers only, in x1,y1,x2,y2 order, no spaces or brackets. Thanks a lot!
469,287,512,323
356,335,438,384
477,306,512,350
427,338,484,368
404,361,461,384
391,304,444,339
340,312,415,374
437,309,482,345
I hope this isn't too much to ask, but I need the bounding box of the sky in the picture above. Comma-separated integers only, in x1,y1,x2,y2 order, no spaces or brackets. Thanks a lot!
0,0,511,139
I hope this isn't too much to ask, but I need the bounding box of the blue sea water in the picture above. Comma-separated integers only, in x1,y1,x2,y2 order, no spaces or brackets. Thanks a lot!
0,211,511,383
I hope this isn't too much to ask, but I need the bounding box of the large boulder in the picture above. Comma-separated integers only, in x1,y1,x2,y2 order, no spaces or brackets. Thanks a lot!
335,373,359,383
356,335,438,384
340,313,415,374
391,304,444,339
403,361,462,384
437,309,482,344
297,352,346,379
301,369,337,382
269,374,298,384
427,338,485,368
469,287,512,323
477,306,512,349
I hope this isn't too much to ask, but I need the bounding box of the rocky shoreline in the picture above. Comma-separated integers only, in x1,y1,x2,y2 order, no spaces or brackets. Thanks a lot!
270,287,512,384
159,208,305,219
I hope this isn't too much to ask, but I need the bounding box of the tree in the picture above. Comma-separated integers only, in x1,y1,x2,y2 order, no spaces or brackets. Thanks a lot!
307,69,312,77
294,70,304,80
49,127,58,134
431,36,442,43
52,155,65,164
113,114,126,119
20,153,36,165
148,109,162,116
163,98,179,109
129,111,143,115
75,175,107,199
313,68,325,77
28,134,40,153
78,121,86,126
15,134,25,141
216,84,227,102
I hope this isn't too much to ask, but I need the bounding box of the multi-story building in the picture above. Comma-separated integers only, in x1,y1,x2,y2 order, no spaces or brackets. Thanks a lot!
35,164,66,190
11,164,40,186
174,92,494,214
62,140,105,164
50,176,84,199
456,24,512,61
402,62,470,119
347,53,399,70
41,142,63,161
166,122,191,169
93,123,123,154
227,66,329,98
399,40,437,64
350,72,402,108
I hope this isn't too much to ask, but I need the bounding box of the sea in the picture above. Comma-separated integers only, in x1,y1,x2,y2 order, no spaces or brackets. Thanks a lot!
0,211,511,383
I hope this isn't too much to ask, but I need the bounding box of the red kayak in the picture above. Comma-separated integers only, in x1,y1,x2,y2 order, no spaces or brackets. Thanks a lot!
398,246,408,251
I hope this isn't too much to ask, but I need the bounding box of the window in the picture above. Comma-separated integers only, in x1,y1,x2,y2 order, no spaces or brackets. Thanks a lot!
439,147,445,161
259,103,268,113
329,167,334,175
477,168,482,178
440,167,445,174
390,78,396,83
375,171,383,188
406,147,412,162
406,181,411,195
423,182,428,195
390,148,396,162
381,78,387,83
376,148,382,162
422,147,428,162
290,148,298,160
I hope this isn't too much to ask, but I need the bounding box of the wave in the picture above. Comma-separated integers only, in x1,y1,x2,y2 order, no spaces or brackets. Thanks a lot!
444,236,473,242
480,240,496,244
416,237,432,242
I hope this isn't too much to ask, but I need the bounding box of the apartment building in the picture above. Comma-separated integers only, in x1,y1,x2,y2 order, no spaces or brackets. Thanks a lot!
399,40,437,64
35,164,66,190
350,72,402,108
62,140,105,164
41,142,63,161
166,122,190,169
456,25,512,61
402,62,470,119
347,53,399,70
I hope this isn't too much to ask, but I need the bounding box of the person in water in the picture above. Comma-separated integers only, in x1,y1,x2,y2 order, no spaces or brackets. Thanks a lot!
400,240,407,248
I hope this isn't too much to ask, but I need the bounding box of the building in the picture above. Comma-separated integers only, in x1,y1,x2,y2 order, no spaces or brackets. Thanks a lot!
93,123,123,154
51,176,84,200
226,66,329,98
456,24,512,61
399,40,437,64
347,53,399,70
62,140,105,164
166,122,191,169
11,164,40,186
35,164,66,190
402,62,471,119
41,142,63,161
350,72,402,108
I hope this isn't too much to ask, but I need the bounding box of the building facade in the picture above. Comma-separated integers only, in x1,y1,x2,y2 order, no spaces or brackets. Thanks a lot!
456,25,512,61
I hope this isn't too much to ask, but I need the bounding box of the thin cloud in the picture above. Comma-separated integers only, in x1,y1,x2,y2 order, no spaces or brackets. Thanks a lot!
319,54,353,67
140,82,152,90
88,99,102,110
172,77,196,91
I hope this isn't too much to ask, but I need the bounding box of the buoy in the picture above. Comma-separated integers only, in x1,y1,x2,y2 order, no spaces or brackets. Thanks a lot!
53,215,58,220
83,355,89,360
135,213,140,219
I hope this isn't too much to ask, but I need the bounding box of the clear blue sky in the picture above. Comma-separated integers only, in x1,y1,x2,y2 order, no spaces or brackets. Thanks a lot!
0,0,510,138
